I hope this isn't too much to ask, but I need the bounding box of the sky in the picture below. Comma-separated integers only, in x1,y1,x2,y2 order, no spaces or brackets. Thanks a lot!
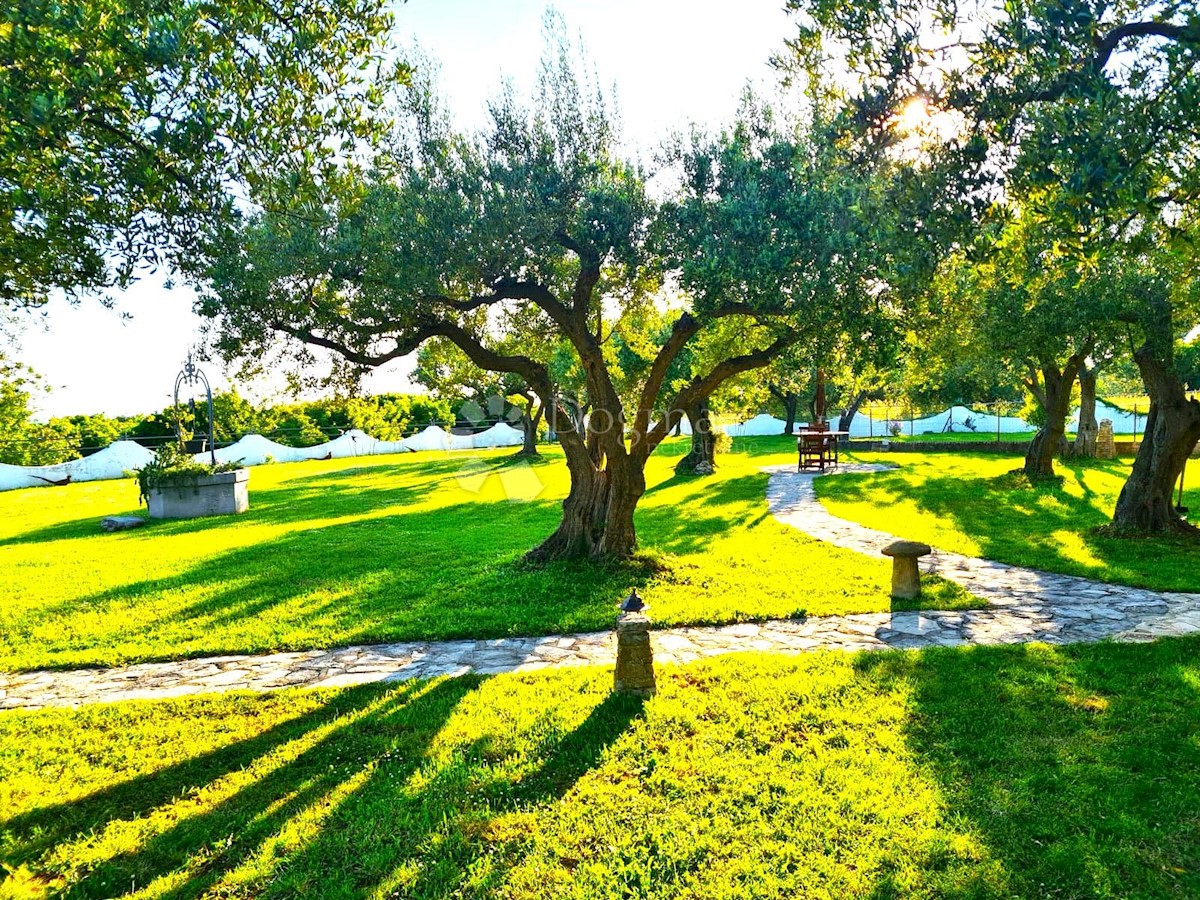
15,0,796,419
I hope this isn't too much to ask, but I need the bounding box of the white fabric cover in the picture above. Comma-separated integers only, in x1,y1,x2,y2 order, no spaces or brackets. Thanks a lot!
207,434,309,466
0,440,156,491
725,414,789,436
845,405,1034,438
469,422,526,448
399,425,454,452
1070,400,1142,435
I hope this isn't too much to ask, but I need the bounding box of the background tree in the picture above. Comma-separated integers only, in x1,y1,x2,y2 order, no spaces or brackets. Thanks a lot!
762,347,812,435
953,211,1132,476
415,340,545,455
1110,240,1200,533
783,0,1200,522
0,357,75,464
1,0,400,308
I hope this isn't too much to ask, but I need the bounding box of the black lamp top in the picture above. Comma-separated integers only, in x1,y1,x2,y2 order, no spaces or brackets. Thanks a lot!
619,589,645,613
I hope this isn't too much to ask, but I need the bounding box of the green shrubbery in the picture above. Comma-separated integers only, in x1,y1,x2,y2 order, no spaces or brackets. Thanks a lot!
4,387,459,467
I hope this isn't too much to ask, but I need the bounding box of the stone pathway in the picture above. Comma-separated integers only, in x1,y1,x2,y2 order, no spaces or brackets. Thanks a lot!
764,463,1200,646
4,463,1199,711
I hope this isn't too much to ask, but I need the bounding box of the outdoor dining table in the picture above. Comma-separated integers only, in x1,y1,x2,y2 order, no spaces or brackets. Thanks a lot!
796,429,849,471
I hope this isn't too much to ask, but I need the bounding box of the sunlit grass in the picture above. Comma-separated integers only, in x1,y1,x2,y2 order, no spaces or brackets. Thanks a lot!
2,638,1197,898
0,438,976,672
816,451,1200,592
876,430,1040,443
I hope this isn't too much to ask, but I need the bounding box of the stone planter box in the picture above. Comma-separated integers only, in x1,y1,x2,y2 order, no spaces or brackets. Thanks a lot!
148,469,249,519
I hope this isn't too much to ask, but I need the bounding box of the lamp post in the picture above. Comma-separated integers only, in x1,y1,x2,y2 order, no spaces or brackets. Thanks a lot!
614,589,655,696
175,350,216,466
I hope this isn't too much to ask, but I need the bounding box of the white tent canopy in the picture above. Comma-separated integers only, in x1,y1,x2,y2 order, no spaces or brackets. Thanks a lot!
844,405,1034,438
470,422,526,448
399,425,453,452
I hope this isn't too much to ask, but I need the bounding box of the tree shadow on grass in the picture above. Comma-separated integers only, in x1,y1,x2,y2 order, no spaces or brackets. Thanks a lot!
0,456,542,548
1,678,472,899
270,688,646,899
816,456,1199,590
853,637,1200,897
0,681,398,871
637,473,772,555
2,675,646,900
8,465,793,671
0,480,433,548
8,495,651,671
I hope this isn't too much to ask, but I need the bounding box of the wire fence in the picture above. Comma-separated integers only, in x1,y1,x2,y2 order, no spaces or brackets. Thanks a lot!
1,397,1166,467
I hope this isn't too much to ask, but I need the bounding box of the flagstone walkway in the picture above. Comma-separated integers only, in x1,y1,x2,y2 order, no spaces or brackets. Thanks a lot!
4,463,1198,710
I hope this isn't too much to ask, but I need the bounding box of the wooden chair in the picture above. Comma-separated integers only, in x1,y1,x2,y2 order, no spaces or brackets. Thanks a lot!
797,431,830,471
809,420,838,466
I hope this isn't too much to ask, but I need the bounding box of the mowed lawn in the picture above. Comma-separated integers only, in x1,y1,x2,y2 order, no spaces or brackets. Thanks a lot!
817,451,1200,592
2,638,1198,899
0,438,973,672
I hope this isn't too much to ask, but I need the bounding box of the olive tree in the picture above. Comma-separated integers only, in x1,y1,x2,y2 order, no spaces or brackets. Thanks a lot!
198,42,935,562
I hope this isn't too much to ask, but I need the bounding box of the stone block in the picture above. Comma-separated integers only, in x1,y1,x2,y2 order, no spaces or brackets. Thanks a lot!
614,613,656,696
1096,420,1116,460
148,469,249,519
882,539,932,600
101,515,145,532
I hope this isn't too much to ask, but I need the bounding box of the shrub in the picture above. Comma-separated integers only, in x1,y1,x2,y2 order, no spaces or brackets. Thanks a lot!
713,427,732,455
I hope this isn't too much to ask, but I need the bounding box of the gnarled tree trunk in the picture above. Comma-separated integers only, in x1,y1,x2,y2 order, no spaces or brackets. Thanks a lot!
526,423,646,562
676,400,716,475
769,385,799,435
1024,350,1088,478
518,401,543,456
1111,343,1200,535
525,296,798,564
837,389,868,439
1071,365,1098,458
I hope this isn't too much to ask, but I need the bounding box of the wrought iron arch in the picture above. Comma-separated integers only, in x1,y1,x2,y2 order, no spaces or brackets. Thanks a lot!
174,350,216,465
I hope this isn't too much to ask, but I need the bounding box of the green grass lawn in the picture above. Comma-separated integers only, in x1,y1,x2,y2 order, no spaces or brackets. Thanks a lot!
816,451,1200,592
2,638,1197,899
0,438,974,672
866,431,1040,443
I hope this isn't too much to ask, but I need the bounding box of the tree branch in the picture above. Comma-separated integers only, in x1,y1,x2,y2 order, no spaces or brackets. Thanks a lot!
426,277,562,313
637,332,798,457
272,321,442,367
1093,20,1200,69
1024,18,1200,103
632,312,703,436
633,305,786,439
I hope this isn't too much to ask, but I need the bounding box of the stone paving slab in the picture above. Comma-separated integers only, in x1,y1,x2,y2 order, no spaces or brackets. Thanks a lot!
3,463,1198,711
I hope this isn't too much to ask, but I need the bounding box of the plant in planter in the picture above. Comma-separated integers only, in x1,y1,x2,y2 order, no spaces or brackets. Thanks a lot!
135,443,249,519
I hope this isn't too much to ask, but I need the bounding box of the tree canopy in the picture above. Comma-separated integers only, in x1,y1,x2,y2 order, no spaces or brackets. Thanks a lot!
0,0,401,308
